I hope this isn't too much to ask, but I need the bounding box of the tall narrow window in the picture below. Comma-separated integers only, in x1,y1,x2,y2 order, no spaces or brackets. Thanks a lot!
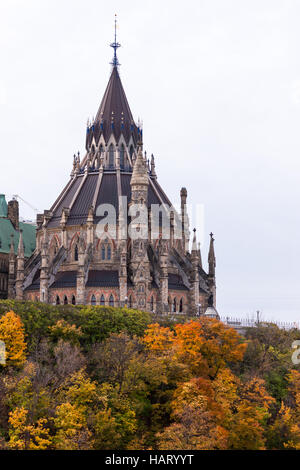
72,295,76,305
128,296,132,308
120,144,125,168
101,245,106,260
179,298,183,313
107,245,111,260
109,144,114,168
168,296,171,312
91,295,96,306
100,294,105,306
56,296,60,305
74,245,79,261
150,296,154,312
64,296,68,305
109,294,114,307
173,299,177,313
129,145,134,160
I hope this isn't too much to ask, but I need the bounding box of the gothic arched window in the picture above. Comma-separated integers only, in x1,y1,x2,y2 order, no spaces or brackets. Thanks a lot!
64,295,68,305
150,296,154,312
56,296,60,305
72,295,76,305
109,144,114,168
91,295,96,306
109,294,114,307
100,294,105,306
101,239,112,260
173,298,177,313
179,298,183,313
74,245,79,262
120,144,125,168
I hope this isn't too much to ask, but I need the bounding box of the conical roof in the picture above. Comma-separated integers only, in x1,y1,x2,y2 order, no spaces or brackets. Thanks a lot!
86,66,139,147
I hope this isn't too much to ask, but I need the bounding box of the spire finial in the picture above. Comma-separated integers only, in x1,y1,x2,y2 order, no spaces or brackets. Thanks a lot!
110,14,121,67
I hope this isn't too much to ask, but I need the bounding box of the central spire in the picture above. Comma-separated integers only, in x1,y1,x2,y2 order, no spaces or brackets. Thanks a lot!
110,14,121,68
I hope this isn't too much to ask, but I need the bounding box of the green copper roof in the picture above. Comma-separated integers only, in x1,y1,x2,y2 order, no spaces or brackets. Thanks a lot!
0,219,36,258
0,195,8,218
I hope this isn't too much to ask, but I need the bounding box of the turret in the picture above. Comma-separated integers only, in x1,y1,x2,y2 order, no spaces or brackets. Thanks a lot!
189,228,199,316
118,205,128,306
129,145,150,309
157,238,169,314
180,187,190,253
76,234,86,305
208,232,217,308
8,234,15,298
150,154,157,179
208,232,216,278
40,228,49,302
15,230,24,300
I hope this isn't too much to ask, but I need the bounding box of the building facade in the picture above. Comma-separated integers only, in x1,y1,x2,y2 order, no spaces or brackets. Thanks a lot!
9,35,218,317
0,195,36,299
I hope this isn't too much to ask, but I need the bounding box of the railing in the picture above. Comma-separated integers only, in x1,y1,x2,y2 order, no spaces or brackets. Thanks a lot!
221,316,300,331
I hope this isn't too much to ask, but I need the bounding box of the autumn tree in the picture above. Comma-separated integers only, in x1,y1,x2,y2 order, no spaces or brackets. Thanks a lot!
143,319,246,380
8,407,51,450
157,378,228,450
0,311,26,367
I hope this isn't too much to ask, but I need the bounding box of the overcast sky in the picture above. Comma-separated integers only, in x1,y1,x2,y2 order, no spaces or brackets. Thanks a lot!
0,0,299,322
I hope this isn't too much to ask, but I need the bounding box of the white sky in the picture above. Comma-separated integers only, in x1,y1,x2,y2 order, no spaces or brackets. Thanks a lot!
0,0,299,322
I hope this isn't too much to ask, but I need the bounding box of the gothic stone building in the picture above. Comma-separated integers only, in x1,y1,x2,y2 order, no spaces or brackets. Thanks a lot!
9,41,218,317
0,195,35,299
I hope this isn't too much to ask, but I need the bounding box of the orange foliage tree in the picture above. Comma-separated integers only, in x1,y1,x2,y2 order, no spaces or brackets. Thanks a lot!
0,311,26,367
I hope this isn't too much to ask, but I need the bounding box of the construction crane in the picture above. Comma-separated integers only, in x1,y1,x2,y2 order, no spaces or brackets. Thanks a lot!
12,195,40,214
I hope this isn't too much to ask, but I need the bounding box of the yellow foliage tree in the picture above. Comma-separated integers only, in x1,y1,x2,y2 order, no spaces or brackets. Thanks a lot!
54,402,91,450
0,311,26,366
8,407,51,450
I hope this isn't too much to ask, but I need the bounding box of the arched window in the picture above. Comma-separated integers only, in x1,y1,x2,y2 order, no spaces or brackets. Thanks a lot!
120,144,125,168
100,238,112,260
74,245,79,262
91,295,96,306
109,144,114,168
109,294,114,307
64,295,68,305
150,296,154,312
173,298,177,313
179,298,183,313
100,294,105,306
72,295,76,305
56,295,60,305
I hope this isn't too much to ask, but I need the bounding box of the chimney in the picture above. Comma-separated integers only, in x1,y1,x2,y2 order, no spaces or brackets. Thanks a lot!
7,199,19,230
